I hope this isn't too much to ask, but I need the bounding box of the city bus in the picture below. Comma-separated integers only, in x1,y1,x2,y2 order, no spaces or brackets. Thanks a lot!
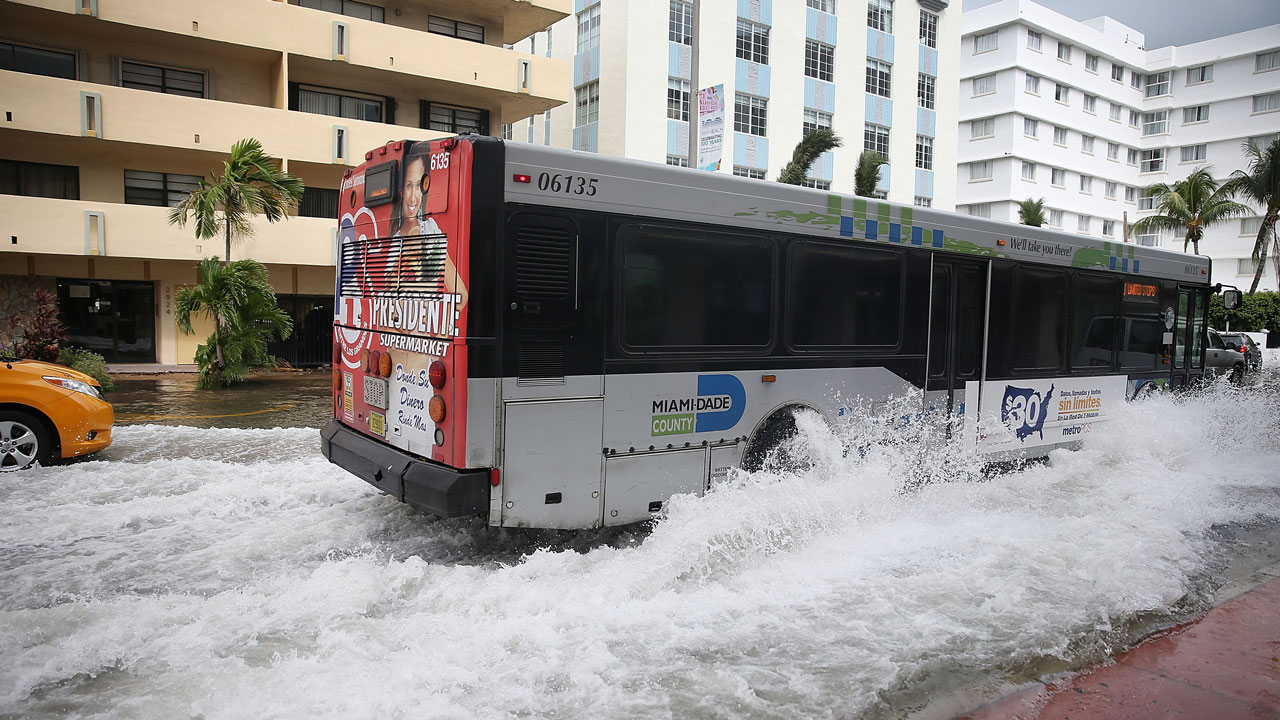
321,136,1226,530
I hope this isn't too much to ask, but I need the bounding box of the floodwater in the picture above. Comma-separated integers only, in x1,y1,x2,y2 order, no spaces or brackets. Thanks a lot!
108,371,333,429
2,362,1279,719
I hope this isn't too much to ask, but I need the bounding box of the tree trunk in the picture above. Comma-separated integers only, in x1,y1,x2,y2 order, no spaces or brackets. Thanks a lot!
224,215,232,266
213,311,225,379
1251,212,1277,294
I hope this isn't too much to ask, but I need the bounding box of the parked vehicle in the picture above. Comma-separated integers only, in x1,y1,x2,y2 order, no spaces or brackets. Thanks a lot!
0,357,113,471
1205,329,1248,381
1219,332,1262,372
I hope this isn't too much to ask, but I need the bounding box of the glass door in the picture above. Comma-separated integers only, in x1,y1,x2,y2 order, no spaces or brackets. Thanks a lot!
57,279,156,362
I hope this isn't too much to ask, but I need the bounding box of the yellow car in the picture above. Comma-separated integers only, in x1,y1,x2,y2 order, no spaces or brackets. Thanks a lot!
0,357,114,471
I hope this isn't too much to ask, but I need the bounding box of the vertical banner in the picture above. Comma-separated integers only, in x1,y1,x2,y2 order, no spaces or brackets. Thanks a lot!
697,84,724,171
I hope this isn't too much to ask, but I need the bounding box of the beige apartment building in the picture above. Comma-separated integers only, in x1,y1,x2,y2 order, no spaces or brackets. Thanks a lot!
0,0,569,364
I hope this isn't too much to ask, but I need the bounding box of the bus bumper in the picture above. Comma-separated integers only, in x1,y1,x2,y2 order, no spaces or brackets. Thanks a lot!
320,420,489,518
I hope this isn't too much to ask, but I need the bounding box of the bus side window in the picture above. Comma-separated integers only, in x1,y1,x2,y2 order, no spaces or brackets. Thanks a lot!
1070,274,1117,371
1010,267,1067,373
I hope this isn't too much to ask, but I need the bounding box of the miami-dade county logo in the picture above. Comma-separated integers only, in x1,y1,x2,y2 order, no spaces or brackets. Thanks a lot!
1000,384,1054,441
651,374,746,436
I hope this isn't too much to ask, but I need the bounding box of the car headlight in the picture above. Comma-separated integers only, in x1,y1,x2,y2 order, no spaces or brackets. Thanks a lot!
43,375,101,399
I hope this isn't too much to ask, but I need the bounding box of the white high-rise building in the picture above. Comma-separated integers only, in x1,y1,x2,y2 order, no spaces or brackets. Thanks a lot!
511,0,961,210
957,0,1280,291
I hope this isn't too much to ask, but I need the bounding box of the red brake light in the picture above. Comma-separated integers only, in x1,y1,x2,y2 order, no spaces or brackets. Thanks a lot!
490,468,501,486
513,174,531,184
428,360,447,388
1239,347,1247,353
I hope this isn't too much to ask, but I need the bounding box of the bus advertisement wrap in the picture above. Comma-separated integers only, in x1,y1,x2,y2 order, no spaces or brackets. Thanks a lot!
975,375,1128,452
333,139,471,467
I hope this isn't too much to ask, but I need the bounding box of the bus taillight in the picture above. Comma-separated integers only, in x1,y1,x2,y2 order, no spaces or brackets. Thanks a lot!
428,360,447,389
428,395,446,423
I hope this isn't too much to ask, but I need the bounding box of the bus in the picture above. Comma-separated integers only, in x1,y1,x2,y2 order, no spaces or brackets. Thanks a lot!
321,136,1229,530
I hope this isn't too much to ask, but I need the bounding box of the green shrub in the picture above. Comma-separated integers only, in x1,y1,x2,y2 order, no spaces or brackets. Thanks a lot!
56,346,115,392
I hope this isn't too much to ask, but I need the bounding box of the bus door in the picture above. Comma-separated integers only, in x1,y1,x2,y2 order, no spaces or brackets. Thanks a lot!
497,212,605,529
1171,286,1208,387
927,258,988,433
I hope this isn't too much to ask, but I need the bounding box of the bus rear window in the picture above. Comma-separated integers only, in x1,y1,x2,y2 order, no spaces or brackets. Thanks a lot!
620,228,772,350
788,243,902,348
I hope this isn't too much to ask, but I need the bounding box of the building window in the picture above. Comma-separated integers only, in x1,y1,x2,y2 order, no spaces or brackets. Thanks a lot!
1025,74,1040,95
867,59,893,97
970,117,994,139
969,161,992,182
966,203,991,218
1048,209,1063,228
427,16,485,42
1107,142,1119,161
1051,168,1065,187
1131,70,1142,89
867,0,893,33
666,155,689,167
915,196,932,207
123,170,200,207
1079,175,1093,194
299,0,383,22
1253,132,1280,148
1126,186,1137,203
920,11,938,49
734,93,767,136
1109,102,1122,122
864,123,890,155
974,30,998,54
501,123,512,140
1022,161,1036,181
0,41,76,80
1054,83,1069,104
736,19,769,64
1053,126,1067,146
803,108,833,136
1141,148,1165,173
1142,110,1168,136
1111,63,1124,82
1085,53,1098,72
1183,105,1209,123
1077,215,1091,233
917,74,936,109
1181,144,1207,163
296,85,383,122
971,72,995,97
1027,30,1042,51
422,101,487,134
1056,42,1072,62
1103,219,1115,237
1081,135,1095,154
805,39,835,81
1127,148,1138,166
0,159,79,199
1186,64,1213,84
915,135,933,170
299,187,339,218
575,82,599,126
1128,109,1140,128
1139,193,1155,210
1254,92,1280,114
807,0,837,13
733,166,765,179
667,77,690,121
577,4,601,53
1105,181,1117,199
669,0,693,44
1256,50,1280,72
121,60,205,98
1144,71,1170,98
1237,258,1257,275
800,178,832,190
1241,217,1264,236
1136,234,1159,247
1083,94,1096,113
1023,117,1038,137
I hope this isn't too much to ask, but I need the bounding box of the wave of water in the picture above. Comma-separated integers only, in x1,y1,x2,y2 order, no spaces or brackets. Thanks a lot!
2,367,1278,719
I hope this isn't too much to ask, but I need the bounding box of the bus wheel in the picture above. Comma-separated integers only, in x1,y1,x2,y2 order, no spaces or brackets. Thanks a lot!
741,406,814,474
1230,363,1245,385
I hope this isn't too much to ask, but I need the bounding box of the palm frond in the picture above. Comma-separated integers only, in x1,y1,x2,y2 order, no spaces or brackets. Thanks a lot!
777,129,842,186
854,151,886,197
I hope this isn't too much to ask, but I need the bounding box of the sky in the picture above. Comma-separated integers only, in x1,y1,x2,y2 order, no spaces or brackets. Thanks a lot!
962,0,1280,49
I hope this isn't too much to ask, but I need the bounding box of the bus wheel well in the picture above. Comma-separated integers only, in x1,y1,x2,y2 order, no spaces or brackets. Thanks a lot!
740,403,820,473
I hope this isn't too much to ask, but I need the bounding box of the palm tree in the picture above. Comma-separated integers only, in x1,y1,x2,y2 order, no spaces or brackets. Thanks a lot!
777,129,842,186
1130,166,1251,255
176,258,292,388
1222,138,1280,294
1017,197,1046,227
169,138,305,265
854,151,887,197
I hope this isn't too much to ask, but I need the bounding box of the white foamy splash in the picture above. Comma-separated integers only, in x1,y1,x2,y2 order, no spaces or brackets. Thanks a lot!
2,367,1278,719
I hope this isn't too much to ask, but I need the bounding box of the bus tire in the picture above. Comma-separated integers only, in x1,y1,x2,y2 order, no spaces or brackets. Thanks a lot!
1230,363,1245,385
741,406,814,473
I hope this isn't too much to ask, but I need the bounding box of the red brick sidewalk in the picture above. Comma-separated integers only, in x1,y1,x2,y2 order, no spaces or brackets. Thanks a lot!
959,579,1280,719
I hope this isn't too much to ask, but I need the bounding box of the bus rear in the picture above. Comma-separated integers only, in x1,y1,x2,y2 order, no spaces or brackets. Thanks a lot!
321,137,490,517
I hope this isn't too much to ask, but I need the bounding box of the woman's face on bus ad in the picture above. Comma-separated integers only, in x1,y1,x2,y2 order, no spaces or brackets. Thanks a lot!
402,156,425,228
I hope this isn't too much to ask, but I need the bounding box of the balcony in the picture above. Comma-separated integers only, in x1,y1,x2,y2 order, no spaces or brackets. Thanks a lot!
0,195,337,267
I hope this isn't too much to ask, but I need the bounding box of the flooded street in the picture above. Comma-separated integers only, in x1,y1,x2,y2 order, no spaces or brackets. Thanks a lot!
1,366,1278,719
